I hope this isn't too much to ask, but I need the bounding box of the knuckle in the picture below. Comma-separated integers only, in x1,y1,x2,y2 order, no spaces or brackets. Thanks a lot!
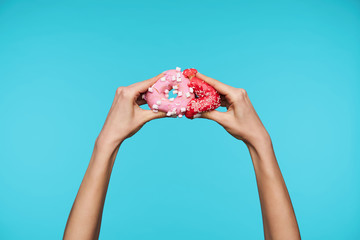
233,88,247,101
116,87,125,96
116,86,134,99
238,88,247,96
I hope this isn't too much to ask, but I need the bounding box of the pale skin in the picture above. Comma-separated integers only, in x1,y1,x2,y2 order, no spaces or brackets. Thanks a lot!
63,72,301,240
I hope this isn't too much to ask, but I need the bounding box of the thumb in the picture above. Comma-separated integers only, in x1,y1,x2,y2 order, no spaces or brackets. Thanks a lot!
143,109,167,122
200,110,227,125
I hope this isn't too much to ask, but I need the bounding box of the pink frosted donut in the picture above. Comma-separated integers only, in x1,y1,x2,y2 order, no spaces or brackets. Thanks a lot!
144,67,195,117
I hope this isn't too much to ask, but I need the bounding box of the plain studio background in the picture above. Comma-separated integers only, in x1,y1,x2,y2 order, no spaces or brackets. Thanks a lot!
0,0,359,239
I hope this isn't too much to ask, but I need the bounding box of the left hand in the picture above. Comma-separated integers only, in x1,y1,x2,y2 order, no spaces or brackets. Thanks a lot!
96,73,166,149
195,72,270,148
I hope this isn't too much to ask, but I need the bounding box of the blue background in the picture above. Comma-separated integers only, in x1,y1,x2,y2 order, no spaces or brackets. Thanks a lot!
0,0,359,239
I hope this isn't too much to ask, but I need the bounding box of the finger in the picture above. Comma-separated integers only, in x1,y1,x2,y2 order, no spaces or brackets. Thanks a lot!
142,109,167,122
200,110,227,125
196,72,233,95
131,73,165,97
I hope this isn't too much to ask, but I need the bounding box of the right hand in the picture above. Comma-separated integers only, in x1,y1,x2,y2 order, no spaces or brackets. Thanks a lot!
197,72,271,148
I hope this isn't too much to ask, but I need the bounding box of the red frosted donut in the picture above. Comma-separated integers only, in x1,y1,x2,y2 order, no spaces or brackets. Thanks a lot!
183,68,221,119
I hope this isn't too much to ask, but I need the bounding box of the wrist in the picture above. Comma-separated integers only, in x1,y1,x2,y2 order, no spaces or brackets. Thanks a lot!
87,139,120,177
246,129,272,150
95,132,124,155
91,135,122,169
246,132,278,172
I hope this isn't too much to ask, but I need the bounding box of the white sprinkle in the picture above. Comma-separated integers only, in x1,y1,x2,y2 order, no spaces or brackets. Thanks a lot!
189,87,194,93
165,89,169,94
165,94,169,98
176,73,181,77
176,67,181,72
178,114,183,118
177,78,182,82
173,85,178,90
148,87,153,93
169,98,174,101
160,77,166,82
152,104,159,110
166,111,172,116
156,100,162,105
181,107,186,112
194,113,201,118
186,92,191,98
172,76,176,81
153,109,158,113
142,94,145,99
173,90,178,94
178,91,182,97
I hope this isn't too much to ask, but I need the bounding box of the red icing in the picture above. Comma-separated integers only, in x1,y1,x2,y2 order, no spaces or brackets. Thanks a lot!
183,68,221,119
183,68,198,78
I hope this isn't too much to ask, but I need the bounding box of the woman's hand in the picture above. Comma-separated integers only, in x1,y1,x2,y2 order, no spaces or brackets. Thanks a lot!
197,72,271,148
96,73,166,150
64,74,167,240
198,72,301,240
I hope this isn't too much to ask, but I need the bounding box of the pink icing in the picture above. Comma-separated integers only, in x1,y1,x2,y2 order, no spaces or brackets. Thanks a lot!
144,69,195,117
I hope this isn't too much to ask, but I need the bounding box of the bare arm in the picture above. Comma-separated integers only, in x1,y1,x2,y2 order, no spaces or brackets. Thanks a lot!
197,72,301,240
63,73,165,240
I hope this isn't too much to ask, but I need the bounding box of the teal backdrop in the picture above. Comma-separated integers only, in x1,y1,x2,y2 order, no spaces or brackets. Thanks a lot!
0,0,359,239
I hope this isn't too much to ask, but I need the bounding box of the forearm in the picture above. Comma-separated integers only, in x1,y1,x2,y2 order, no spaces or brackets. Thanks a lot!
64,139,120,240
247,137,300,240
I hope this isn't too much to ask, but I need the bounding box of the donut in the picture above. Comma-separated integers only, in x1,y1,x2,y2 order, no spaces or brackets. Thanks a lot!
144,67,195,117
183,68,221,119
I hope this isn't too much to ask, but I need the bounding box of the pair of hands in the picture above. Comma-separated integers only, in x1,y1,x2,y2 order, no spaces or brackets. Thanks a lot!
65,71,301,240
96,72,270,150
